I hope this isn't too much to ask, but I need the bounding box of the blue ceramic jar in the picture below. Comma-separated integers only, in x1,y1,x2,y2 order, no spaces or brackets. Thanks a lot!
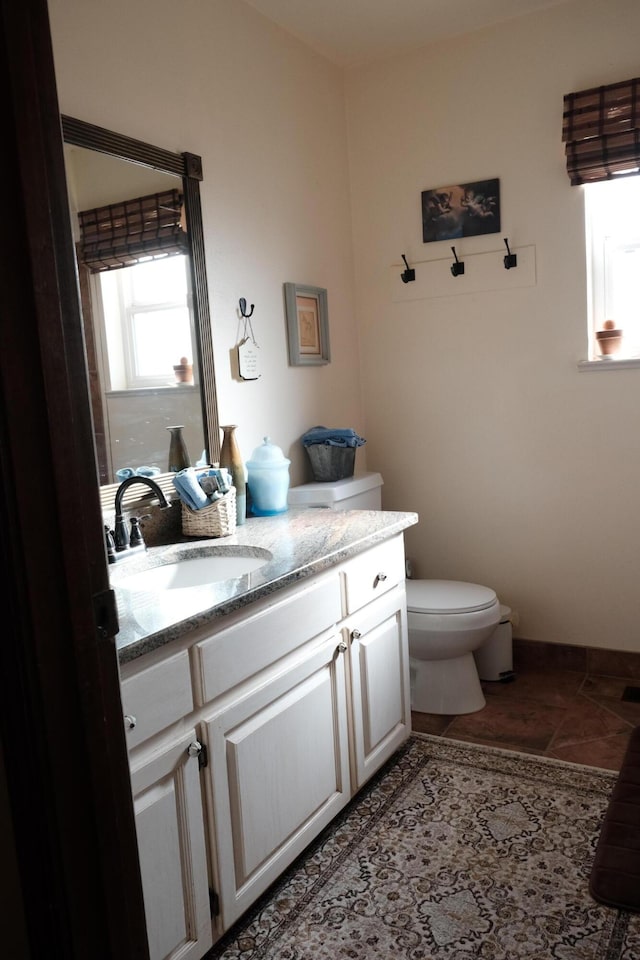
246,437,291,516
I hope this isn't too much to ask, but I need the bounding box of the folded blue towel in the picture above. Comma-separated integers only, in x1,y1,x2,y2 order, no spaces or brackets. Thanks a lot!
116,465,161,481
302,425,366,448
115,467,136,481
173,467,211,511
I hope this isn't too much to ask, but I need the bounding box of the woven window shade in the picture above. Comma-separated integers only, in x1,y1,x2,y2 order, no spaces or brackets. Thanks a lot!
78,188,188,272
563,77,640,185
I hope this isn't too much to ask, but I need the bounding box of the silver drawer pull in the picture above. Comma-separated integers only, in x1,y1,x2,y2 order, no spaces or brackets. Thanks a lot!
187,740,203,759
351,629,362,641
337,640,348,654
374,572,388,587
124,714,137,730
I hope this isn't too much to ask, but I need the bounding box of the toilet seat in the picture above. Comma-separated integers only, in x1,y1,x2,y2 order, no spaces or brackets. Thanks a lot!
406,579,498,615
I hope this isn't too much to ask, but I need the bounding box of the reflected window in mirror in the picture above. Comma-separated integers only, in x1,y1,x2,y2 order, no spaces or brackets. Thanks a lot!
96,255,194,390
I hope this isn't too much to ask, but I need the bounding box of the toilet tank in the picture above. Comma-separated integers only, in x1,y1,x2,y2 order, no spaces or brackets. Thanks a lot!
288,472,383,511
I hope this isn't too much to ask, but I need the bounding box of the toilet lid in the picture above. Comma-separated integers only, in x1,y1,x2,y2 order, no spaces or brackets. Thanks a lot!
406,579,498,615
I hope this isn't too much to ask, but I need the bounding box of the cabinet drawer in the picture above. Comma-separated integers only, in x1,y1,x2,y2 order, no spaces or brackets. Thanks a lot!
342,535,405,615
193,573,341,705
120,649,193,749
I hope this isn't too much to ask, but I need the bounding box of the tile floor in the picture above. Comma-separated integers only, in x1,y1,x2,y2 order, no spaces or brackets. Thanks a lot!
411,649,640,773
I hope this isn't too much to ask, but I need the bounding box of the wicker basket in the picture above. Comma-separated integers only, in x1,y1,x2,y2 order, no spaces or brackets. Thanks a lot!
305,444,355,482
181,488,236,538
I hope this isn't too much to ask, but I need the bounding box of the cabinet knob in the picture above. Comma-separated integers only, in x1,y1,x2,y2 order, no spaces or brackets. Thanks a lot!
187,740,203,758
351,629,362,641
124,714,137,730
337,640,348,654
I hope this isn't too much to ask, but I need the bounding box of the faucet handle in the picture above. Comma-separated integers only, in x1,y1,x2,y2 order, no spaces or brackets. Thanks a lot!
129,517,145,549
104,525,116,563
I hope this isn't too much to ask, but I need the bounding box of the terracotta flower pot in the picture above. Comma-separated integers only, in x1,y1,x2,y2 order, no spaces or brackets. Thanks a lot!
173,356,193,382
595,328,623,357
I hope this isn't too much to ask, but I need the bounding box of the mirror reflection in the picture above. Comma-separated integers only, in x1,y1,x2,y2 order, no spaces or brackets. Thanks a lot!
61,117,218,486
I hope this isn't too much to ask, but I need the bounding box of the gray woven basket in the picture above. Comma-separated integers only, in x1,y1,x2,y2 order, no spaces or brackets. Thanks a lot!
305,445,355,482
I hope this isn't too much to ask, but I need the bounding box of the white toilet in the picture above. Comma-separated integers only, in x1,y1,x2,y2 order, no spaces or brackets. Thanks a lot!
406,579,500,714
288,472,500,715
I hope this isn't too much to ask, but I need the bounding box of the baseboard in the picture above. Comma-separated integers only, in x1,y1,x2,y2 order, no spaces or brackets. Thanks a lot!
514,637,640,680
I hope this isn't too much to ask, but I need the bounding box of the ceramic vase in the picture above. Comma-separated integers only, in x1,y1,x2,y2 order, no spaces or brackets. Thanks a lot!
219,424,246,525
167,425,190,472
246,437,290,516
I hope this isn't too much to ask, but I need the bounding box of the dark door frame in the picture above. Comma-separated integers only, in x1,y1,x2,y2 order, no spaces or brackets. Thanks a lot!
0,1,149,956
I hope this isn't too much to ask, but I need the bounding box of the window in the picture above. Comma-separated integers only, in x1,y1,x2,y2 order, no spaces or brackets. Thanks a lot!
98,255,194,390
562,76,640,365
585,177,640,361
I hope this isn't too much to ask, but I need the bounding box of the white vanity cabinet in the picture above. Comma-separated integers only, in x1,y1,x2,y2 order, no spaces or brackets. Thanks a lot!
343,587,410,788
192,572,346,930
341,536,411,789
119,531,411,957
128,730,213,960
120,650,212,960
202,633,351,929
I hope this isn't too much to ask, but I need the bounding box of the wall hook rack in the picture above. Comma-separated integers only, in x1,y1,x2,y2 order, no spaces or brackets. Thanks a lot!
503,238,517,270
450,246,465,277
239,297,255,318
400,254,415,283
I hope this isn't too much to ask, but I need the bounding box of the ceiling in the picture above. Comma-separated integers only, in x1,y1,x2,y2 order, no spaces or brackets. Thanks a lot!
243,0,574,68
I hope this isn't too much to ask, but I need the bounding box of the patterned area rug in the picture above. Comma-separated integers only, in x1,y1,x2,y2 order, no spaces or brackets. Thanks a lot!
207,734,640,959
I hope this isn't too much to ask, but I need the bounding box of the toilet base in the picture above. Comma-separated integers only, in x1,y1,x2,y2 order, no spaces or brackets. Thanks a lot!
410,652,486,715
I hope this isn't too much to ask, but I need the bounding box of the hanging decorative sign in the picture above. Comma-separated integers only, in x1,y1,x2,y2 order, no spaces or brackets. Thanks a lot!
237,297,261,380
238,337,261,380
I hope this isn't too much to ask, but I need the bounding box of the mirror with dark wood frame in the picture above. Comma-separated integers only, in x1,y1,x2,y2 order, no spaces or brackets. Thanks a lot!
61,115,220,490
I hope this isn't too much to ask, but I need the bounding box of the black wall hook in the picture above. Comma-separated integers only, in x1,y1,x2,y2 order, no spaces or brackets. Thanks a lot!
503,238,517,270
400,254,415,283
239,297,254,318
450,246,465,277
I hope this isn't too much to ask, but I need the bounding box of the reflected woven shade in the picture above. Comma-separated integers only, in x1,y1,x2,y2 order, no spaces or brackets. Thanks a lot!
78,188,188,272
563,77,640,184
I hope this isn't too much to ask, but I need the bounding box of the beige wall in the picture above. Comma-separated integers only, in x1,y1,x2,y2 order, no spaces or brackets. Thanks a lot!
346,0,640,651
48,0,365,485
49,0,640,652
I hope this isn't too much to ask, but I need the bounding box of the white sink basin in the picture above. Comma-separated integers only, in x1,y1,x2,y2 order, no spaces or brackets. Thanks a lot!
119,548,272,593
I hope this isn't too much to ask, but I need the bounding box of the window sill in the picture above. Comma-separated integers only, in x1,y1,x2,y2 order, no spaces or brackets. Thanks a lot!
107,384,197,397
578,357,640,372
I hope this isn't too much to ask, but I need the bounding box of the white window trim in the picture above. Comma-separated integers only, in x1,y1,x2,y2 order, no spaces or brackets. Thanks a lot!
578,356,640,372
579,178,640,371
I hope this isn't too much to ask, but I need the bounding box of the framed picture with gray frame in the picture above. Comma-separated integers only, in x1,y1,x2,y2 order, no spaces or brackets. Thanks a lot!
284,282,330,366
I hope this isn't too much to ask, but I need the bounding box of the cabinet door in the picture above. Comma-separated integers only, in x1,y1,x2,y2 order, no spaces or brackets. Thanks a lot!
203,634,350,932
346,585,411,790
130,730,212,960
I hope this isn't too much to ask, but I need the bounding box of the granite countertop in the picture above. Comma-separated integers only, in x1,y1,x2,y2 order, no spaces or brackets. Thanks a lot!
111,507,418,664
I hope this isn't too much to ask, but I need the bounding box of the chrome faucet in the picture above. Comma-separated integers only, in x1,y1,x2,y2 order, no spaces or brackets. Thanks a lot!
112,476,172,553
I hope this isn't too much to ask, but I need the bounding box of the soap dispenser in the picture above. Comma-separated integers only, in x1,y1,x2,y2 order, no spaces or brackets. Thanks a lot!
246,437,291,516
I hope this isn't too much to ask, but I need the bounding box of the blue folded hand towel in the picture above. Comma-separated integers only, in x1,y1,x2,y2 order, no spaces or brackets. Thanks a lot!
173,468,210,511
302,425,366,448
116,465,161,481
115,467,136,481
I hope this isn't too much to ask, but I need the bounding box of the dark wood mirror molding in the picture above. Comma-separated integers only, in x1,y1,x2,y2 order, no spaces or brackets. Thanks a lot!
61,115,221,470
